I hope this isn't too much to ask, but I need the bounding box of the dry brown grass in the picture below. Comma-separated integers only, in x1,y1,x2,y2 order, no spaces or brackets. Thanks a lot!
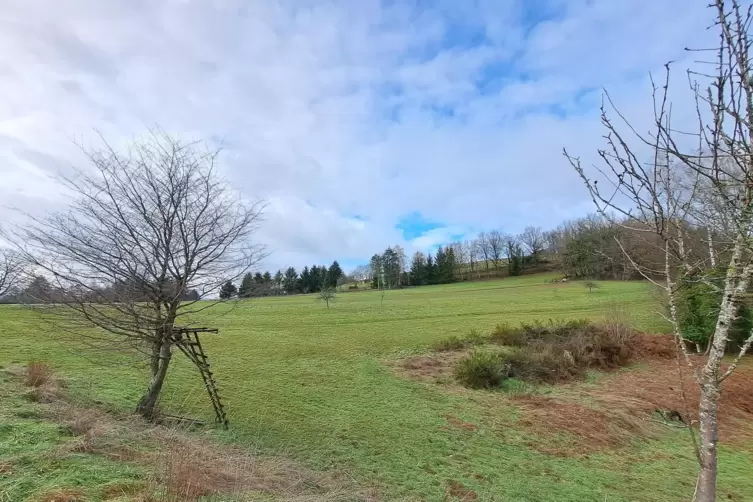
445,479,478,501
0,461,13,475
26,361,53,387
511,395,648,456
36,489,86,502
510,357,753,454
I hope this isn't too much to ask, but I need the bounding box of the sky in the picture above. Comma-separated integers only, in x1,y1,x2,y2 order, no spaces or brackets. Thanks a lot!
0,0,718,273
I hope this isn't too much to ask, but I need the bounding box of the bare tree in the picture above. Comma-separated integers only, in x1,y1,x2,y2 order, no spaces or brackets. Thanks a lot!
351,265,370,285
464,240,479,279
7,131,264,419
393,245,407,287
487,230,505,270
565,3,753,498
450,241,467,280
476,232,491,270
0,248,23,299
317,286,336,308
519,226,545,269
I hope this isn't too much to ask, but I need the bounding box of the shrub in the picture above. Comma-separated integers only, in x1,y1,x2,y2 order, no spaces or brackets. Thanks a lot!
584,281,600,292
502,346,581,383
454,350,505,389
26,361,53,388
489,323,523,346
464,329,487,346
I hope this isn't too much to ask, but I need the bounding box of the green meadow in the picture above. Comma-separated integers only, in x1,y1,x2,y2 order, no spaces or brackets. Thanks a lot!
2,274,752,501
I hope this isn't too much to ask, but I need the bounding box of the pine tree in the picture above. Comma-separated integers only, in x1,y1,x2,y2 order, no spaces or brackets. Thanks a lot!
435,247,447,283
310,265,322,292
219,280,237,299
328,261,343,288
425,253,437,285
300,266,311,293
370,254,382,289
254,272,264,284
262,271,272,285
441,246,456,283
283,267,298,294
409,251,426,286
238,272,254,298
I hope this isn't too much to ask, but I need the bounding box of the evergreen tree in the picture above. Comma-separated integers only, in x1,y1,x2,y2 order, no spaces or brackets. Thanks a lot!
238,272,254,298
219,280,237,299
425,253,437,285
310,265,323,292
327,261,343,288
437,246,455,284
300,266,311,293
435,246,447,283
254,272,264,284
370,254,382,289
263,271,272,284
507,241,523,276
382,247,400,288
409,251,426,286
283,267,298,294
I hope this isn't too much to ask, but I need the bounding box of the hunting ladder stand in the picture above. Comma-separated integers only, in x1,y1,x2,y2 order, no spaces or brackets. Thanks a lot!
171,327,229,428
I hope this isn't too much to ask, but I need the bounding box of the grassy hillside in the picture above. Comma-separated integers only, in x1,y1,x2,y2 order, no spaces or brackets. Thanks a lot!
1,275,751,501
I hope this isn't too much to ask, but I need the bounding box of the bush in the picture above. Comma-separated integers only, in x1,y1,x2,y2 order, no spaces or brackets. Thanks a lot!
503,346,581,383
454,319,637,388
454,350,505,389
464,329,487,346
489,323,523,345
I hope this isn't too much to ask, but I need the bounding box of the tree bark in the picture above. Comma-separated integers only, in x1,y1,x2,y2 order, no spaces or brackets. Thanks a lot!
136,336,173,419
696,386,719,502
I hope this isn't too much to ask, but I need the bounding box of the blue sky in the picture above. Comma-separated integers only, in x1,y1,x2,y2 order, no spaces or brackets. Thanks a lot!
0,0,715,272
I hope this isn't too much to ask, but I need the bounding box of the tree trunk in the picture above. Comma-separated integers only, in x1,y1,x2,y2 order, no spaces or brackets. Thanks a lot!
696,385,719,502
136,337,173,419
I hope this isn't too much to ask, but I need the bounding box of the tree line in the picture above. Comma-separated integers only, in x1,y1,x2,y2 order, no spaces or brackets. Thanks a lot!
219,261,344,298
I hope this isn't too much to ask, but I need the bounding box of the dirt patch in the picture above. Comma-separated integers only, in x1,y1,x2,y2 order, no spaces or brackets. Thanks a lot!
403,356,441,370
445,480,478,500
588,359,753,445
397,352,469,383
511,395,646,456
443,415,478,432
632,333,677,360
513,358,753,454
0,461,12,475
36,489,85,502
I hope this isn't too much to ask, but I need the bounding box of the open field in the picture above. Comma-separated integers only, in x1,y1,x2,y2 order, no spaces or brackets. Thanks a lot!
2,274,753,501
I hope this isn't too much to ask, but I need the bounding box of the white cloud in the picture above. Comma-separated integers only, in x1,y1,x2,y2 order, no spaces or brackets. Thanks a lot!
0,0,718,272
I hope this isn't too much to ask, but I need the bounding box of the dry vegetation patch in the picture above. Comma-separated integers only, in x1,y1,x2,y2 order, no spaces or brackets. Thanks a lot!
396,323,753,455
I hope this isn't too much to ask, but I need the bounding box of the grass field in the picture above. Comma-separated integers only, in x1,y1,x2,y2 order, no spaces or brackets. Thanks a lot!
2,274,752,501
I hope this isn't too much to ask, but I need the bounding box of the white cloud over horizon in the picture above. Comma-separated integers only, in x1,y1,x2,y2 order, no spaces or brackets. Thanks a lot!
0,0,719,273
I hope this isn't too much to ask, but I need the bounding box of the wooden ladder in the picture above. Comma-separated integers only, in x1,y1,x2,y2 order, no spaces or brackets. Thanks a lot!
172,327,229,429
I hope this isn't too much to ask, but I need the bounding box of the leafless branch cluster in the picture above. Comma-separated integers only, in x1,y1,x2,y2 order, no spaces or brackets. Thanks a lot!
0,248,23,298
564,1,753,499
6,130,264,418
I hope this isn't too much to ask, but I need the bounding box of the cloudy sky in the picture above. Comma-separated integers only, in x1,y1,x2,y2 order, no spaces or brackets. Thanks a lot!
0,0,716,272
